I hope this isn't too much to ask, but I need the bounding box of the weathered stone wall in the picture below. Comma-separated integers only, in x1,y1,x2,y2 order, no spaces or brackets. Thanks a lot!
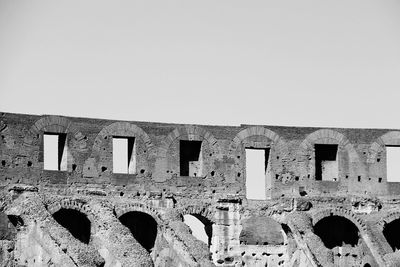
1,112,400,266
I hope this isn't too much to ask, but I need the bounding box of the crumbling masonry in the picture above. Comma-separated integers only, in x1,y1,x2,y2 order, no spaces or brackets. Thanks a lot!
1,112,400,266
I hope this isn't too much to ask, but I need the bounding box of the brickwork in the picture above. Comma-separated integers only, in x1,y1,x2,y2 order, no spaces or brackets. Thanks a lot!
1,112,400,266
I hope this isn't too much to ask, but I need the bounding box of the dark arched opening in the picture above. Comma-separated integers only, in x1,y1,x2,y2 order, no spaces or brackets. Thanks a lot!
314,216,359,249
119,211,157,252
383,218,400,251
53,209,91,244
364,264,371,267
183,214,213,246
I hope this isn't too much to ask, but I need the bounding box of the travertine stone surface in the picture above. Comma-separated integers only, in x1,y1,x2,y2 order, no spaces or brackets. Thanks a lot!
1,112,400,266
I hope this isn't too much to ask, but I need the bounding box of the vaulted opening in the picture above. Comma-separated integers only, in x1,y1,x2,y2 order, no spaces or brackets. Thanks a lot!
183,214,213,246
113,136,136,174
383,218,400,251
43,133,67,171
245,148,270,200
119,211,157,252
315,144,338,181
313,216,359,249
386,146,400,182
239,216,284,245
180,140,203,176
53,209,91,244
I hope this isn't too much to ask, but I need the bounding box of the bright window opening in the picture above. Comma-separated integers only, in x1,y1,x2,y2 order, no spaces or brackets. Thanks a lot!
43,133,67,171
113,137,136,174
315,144,338,181
386,146,400,182
180,140,202,177
183,214,213,246
245,148,270,200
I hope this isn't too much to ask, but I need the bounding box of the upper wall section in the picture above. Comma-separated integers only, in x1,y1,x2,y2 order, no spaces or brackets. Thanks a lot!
1,112,399,199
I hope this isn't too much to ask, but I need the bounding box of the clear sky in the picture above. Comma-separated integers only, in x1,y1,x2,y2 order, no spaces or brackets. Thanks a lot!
1,0,399,128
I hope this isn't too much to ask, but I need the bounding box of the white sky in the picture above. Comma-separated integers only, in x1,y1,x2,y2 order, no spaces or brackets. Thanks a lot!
246,149,266,200
183,214,209,244
387,147,400,182
0,0,400,128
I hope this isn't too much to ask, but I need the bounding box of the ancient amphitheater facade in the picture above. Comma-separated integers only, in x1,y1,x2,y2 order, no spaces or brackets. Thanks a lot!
1,112,400,266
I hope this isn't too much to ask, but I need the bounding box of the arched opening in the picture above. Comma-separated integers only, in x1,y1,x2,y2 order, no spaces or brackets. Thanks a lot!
183,214,213,246
53,209,91,244
383,218,400,251
364,264,371,267
239,216,284,245
313,216,359,249
119,211,157,252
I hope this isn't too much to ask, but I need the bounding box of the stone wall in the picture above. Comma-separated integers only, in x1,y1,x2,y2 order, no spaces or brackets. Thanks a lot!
1,112,400,266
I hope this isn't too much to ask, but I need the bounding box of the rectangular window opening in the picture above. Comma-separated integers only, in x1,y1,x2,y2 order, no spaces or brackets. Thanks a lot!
113,137,136,174
180,140,202,177
315,144,338,181
245,148,270,200
386,146,400,182
43,133,67,171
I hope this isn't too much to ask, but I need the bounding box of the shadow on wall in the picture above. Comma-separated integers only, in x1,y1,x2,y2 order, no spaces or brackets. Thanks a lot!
53,209,91,244
119,211,158,252
313,216,359,249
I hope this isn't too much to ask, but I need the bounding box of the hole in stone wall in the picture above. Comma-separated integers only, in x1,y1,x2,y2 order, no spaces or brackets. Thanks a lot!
378,177,382,183
386,146,400,182
101,166,107,172
383,218,400,251
113,136,136,174
1,160,5,166
211,171,215,176
140,169,145,174
53,209,91,244
43,133,68,171
245,148,270,200
119,211,157,252
315,144,338,181
27,161,32,167
7,215,24,228
358,176,361,182
364,264,371,267
183,214,213,247
313,216,359,249
180,140,202,176
72,164,77,171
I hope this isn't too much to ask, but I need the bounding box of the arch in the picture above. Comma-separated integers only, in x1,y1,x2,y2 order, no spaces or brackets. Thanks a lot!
178,205,215,223
313,215,360,249
25,115,86,146
378,212,400,230
114,202,163,225
53,208,91,244
91,122,153,156
239,216,285,246
311,208,367,233
230,126,288,157
183,214,213,246
47,199,95,226
160,125,220,158
379,212,400,252
119,211,158,252
299,129,360,162
86,122,153,176
368,131,400,163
